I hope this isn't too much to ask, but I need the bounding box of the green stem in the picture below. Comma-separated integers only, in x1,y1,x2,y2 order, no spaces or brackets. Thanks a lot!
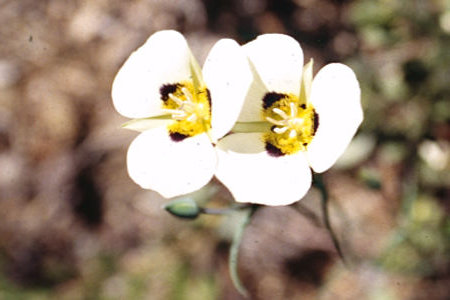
292,203,322,227
229,205,257,298
200,204,251,215
313,174,348,266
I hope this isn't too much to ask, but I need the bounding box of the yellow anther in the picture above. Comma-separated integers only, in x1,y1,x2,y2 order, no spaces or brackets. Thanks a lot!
161,80,211,138
262,93,316,155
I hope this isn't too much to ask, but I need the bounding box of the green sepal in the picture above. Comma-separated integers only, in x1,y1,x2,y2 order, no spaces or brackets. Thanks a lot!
189,52,204,94
121,115,171,132
231,121,271,133
299,58,314,104
164,197,201,220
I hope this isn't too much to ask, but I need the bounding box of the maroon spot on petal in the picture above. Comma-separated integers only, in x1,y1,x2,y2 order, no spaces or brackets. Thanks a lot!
169,132,189,142
300,104,306,109
160,83,180,101
206,88,212,111
313,111,319,135
262,92,286,109
265,142,285,157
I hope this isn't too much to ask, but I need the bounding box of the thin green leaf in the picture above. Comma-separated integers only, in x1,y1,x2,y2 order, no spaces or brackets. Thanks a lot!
229,206,257,298
313,174,348,266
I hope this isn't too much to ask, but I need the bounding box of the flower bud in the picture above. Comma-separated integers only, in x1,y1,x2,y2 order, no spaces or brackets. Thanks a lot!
164,197,200,219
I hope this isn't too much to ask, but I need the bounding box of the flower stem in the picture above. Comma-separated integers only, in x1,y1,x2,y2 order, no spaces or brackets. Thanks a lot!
200,204,251,215
229,205,257,298
313,174,348,266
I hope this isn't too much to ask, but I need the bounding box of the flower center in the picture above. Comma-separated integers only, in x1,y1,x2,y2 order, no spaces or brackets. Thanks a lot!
262,92,318,156
159,81,211,141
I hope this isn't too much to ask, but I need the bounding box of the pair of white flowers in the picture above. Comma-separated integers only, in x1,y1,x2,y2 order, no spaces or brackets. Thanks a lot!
112,30,363,206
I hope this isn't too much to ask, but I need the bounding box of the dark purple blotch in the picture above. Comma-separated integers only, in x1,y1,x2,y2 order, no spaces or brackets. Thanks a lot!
262,92,286,109
169,132,189,142
160,83,180,101
265,142,285,157
313,111,319,135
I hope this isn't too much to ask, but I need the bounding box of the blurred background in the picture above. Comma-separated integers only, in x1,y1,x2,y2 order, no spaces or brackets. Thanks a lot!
0,0,449,299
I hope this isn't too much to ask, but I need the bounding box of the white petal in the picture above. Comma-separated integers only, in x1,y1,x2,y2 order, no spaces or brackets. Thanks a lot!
216,133,312,206
127,127,217,198
202,39,254,140
243,34,304,95
112,30,196,118
236,62,268,123
306,63,363,173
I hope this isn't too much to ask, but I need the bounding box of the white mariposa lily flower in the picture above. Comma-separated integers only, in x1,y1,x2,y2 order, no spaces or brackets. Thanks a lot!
215,34,363,206
112,30,252,198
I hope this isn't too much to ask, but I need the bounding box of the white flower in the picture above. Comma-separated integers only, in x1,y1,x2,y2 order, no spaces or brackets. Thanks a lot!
215,34,363,206
112,30,252,198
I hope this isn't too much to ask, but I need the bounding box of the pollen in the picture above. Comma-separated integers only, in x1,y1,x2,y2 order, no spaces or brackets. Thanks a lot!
262,93,317,155
159,81,211,141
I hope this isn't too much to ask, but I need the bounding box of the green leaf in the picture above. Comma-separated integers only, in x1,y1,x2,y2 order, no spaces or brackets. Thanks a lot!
229,206,257,298
313,174,348,266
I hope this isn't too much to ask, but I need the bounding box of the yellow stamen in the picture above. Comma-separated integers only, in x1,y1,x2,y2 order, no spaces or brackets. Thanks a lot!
161,81,211,139
263,93,317,155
